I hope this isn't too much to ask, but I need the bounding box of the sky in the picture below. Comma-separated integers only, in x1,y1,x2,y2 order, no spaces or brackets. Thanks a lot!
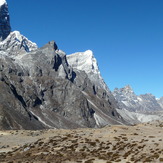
7,0,163,98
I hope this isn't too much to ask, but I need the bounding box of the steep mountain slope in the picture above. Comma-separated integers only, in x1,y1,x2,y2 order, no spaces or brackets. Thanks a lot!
67,50,118,109
67,50,105,89
0,0,125,129
0,40,126,129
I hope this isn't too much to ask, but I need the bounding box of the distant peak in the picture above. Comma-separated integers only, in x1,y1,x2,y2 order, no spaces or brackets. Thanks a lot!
114,85,134,94
121,85,133,93
124,85,132,90
0,0,6,6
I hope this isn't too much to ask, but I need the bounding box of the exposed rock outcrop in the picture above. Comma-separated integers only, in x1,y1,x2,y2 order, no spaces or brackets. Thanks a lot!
0,0,11,41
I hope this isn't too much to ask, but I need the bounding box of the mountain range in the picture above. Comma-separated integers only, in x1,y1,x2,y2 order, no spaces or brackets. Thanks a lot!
0,0,162,130
113,85,163,124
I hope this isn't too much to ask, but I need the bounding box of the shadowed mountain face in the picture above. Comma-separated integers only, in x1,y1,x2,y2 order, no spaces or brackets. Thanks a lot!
0,0,11,41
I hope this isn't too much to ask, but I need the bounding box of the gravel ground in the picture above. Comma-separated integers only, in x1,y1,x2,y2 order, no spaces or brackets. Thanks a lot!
0,121,163,163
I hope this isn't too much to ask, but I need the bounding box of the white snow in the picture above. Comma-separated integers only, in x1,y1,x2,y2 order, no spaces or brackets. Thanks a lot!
67,50,99,74
137,97,143,101
0,31,38,56
14,31,23,41
0,0,6,6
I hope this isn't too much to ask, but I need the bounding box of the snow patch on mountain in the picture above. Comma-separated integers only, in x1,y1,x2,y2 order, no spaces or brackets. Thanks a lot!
0,0,6,6
67,50,100,75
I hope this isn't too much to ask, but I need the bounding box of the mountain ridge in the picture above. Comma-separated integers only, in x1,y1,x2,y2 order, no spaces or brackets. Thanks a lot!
113,85,163,124
113,85,163,112
0,1,126,129
0,0,162,129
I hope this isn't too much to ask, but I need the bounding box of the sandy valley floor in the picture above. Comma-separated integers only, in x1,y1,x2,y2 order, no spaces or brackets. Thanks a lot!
0,121,163,163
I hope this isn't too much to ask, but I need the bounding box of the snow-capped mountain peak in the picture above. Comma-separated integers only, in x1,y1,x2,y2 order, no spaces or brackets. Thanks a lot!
0,0,6,6
0,31,38,56
67,50,99,75
67,50,110,90
113,85,163,113
0,1,37,55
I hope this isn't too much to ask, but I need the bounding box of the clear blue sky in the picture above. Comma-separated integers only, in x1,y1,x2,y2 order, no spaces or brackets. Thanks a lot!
7,0,163,98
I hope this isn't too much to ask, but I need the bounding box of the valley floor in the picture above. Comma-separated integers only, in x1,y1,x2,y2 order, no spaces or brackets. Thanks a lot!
0,121,163,163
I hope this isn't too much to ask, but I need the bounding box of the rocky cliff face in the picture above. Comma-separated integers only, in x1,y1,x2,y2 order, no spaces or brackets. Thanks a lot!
0,0,11,41
67,50,108,90
0,40,125,130
0,1,125,129
67,50,118,109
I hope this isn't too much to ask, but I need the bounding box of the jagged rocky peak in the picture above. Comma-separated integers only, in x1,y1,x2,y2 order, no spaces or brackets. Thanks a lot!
123,85,133,91
113,85,136,101
67,50,108,90
0,31,38,56
42,40,58,51
0,0,11,41
115,85,134,93
113,85,163,113
0,0,37,55
67,49,119,110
